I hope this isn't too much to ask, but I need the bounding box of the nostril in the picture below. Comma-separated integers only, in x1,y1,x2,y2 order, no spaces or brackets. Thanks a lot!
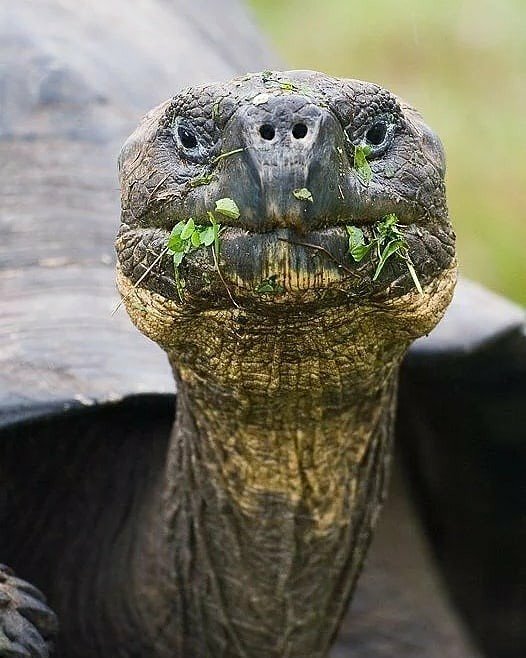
259,124,275,140
292,123,308,139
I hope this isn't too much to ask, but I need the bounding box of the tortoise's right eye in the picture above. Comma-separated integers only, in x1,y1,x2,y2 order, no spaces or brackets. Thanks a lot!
177,125,198,150
365,121,388,147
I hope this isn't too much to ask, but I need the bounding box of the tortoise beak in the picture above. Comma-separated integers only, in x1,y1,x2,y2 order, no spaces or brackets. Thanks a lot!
204,94,354,232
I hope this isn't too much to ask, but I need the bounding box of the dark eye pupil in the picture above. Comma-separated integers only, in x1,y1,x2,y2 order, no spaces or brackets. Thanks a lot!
178,126,198,150
366,122,388,146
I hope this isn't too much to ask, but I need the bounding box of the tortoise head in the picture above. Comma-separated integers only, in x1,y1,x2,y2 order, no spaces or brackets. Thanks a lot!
115,70,456,353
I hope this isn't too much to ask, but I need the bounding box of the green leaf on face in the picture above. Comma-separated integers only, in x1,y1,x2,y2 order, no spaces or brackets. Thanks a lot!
346,226,371,262
167,232,184,253
191,230,201,247
293,187,314,202
354,144,373,184
346,213,423,294
255,275,285,295
207,211,221,258
373,239,405,280
377,213,399,236
199,226,215,247
189,174,216,188
173,251,185,267
169,221,185,238
215,198,240,219
180,218,195,240
346,226,364,243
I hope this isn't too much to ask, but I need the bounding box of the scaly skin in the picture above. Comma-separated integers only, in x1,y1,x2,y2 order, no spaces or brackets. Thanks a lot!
115,70,456,657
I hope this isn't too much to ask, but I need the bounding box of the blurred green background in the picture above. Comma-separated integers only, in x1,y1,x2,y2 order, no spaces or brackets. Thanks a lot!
249,0,526,304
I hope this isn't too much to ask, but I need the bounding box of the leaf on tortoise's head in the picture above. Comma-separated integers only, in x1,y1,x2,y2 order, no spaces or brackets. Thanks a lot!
180,218,195,240
199,226,215,247
190,230,201,247
354,144,373,184
173,251,185,267
346,225,371,262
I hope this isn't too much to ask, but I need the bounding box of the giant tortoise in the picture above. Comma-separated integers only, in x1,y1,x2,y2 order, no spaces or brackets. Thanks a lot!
0,1,524,657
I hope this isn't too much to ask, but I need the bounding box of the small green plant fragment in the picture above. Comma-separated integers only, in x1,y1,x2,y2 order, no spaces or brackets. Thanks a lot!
206,211,221,257
190,231,201,247
346,214,423,294
346,226,373,262
215,197,240,219
260,72,315,97
212,148,245,164
256,275,285,295
167,215,223,301
189,174,216,188
354,144,373,183
199,223,216,247
293,188,314,202
180,218,195,240
372,238,405,280
212,100,221,121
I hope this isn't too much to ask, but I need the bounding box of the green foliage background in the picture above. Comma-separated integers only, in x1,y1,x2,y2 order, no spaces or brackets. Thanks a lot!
249,0,526,304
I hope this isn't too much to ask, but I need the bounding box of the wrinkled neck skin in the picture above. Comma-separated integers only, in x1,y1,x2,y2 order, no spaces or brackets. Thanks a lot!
117,265,455,657
164,353,397,658
117,274,451,658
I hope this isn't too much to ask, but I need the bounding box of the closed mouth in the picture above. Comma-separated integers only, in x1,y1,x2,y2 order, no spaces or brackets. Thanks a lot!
116,214,455,308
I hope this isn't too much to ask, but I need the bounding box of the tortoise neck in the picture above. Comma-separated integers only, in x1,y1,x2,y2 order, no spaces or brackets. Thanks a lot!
156,309,405,657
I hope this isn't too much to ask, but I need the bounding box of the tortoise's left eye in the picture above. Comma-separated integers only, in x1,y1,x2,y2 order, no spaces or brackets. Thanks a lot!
365,121,388,147
177,125,198,150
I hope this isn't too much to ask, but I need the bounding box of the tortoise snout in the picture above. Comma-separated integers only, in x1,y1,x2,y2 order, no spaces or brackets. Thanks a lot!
209,94,353,230
258,120,308,142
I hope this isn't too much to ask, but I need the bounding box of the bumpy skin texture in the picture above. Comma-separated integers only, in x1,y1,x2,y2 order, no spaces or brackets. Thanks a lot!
0,565,58,658
115,70,457,657
117,70,453,304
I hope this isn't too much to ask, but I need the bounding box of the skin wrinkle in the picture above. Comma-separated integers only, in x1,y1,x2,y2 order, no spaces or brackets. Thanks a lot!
114,70,457,657
116,265,455,657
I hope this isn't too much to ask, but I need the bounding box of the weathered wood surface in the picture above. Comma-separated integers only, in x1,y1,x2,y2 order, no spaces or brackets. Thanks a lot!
1,1,524,656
